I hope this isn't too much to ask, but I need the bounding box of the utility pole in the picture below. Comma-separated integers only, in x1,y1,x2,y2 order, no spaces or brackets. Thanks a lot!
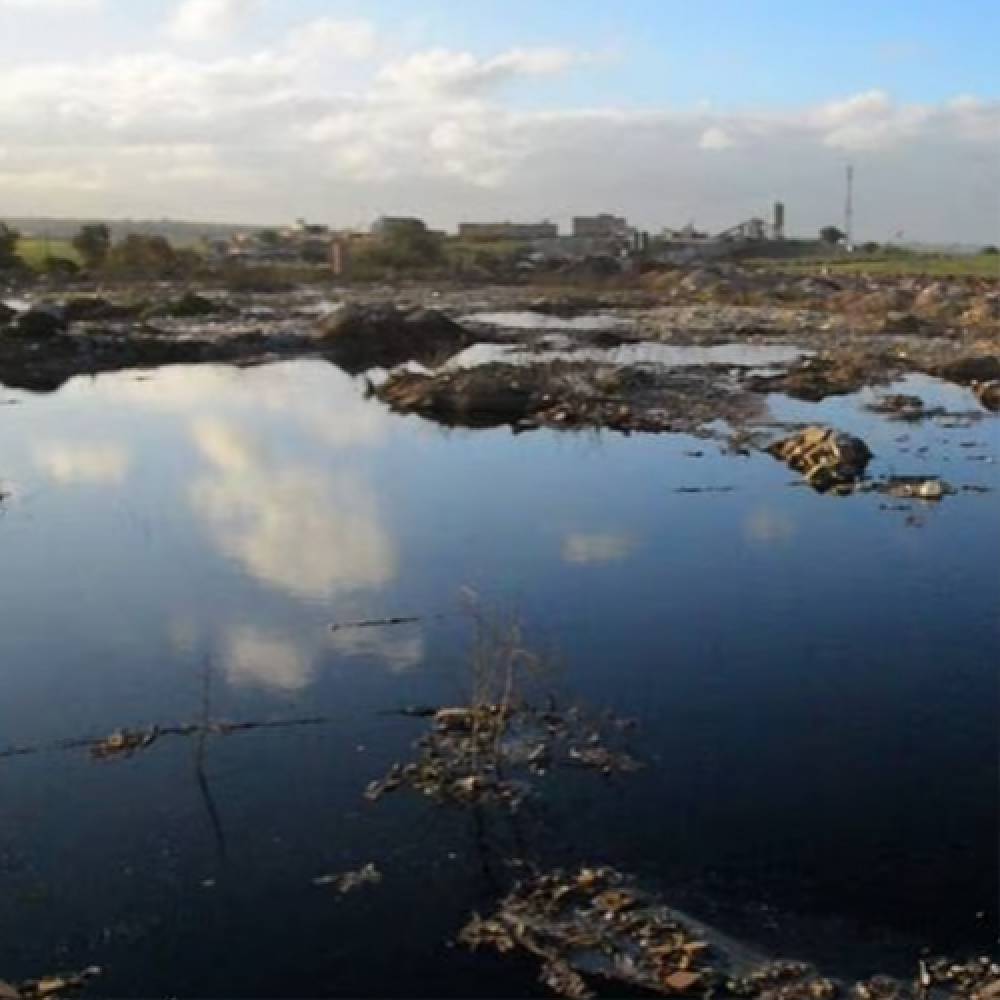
844,164,854,250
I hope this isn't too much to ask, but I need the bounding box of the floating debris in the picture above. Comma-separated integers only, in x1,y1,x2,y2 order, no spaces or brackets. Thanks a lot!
459,867,732,998
1,966,101,999
0,716,331,763
460,868,1000,1000
330,615,423,632
313,862,382,894
365,703,640,811
870,477,953,502
673,486,737,494
90,726,160,760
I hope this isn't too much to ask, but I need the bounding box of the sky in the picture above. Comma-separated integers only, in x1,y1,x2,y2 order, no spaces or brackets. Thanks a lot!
0,0,997,242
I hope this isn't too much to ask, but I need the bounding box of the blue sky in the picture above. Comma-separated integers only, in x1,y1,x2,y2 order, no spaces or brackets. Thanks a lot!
0,0,997,240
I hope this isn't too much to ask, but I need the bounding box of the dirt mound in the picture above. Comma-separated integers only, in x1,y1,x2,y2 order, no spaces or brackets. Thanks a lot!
144,292,230,320
931,354,1000,385
748,355,886,401
320,304,472,373
377,360,764,435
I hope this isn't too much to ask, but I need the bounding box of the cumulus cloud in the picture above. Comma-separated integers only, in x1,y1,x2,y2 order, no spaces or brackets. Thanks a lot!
33,442,130,484
699,126,736,151
377,46,582,97
286,16,377,62
166,0,260,42
0,23,996,240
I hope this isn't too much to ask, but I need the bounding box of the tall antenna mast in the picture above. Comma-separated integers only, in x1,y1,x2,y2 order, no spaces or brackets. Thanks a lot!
845,164,854,248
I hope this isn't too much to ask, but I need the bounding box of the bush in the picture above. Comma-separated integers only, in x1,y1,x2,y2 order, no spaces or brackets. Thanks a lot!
0,222,20,271
104,234,203,279
72,224,112,270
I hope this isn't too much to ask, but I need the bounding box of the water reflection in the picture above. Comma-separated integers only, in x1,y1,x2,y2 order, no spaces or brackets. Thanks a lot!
328,624,425,674
100,364,394,450
223,624,312,692
561,531,636,565
188,418,397,600
744,507,797,546
33,441,131,485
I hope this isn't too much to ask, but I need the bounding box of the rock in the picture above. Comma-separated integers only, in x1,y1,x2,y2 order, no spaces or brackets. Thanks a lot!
960,294,1000,326
932,355,1000,385
145,292,227,319
974,381,1000,411
63,296,142,323
378,365,536,422
320,304,472,373
881,311,924,334
766,426,872,492
10,306,68,340
748,357,877,402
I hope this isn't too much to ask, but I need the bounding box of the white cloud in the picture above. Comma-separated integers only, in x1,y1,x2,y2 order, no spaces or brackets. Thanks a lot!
377,46,582,97
166,0,260,42
0,24,996,241
33,442,130,484
562,532,635,566
699,126,736,151
286,17,377,62
0,0,100,8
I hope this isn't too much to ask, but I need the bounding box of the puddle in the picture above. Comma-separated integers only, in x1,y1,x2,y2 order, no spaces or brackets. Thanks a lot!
0,359,995,995
446,340,809,370
460,310,636,333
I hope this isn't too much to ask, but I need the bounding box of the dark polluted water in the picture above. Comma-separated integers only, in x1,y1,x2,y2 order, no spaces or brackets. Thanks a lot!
0,359,996,997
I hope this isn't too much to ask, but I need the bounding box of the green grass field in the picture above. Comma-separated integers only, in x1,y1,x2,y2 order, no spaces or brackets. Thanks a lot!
759,252,1000,279
16,237,83,269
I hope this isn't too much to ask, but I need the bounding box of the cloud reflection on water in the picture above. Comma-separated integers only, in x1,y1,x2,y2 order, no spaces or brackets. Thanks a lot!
189,418,397,601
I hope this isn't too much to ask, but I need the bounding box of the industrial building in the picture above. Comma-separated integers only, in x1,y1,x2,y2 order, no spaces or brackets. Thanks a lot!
458,221,559,242
572,214,630,239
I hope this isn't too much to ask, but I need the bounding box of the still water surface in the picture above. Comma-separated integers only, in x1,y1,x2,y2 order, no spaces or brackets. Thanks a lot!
0,361,996,996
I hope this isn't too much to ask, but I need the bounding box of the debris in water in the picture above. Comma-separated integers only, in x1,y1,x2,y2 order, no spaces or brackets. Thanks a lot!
330,615,423,632
459,867,728,997
0,716,331,763
89,726,160,760
1,966,101,999
365,701,640,811
313,862,382,894
459,867,1000,999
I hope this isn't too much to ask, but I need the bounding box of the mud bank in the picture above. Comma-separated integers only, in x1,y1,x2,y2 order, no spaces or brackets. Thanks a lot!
2,271,997,403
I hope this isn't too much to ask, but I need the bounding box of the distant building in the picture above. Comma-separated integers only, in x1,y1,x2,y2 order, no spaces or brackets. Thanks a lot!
572,214,629,239
372,216,427,236
458,221,559,242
